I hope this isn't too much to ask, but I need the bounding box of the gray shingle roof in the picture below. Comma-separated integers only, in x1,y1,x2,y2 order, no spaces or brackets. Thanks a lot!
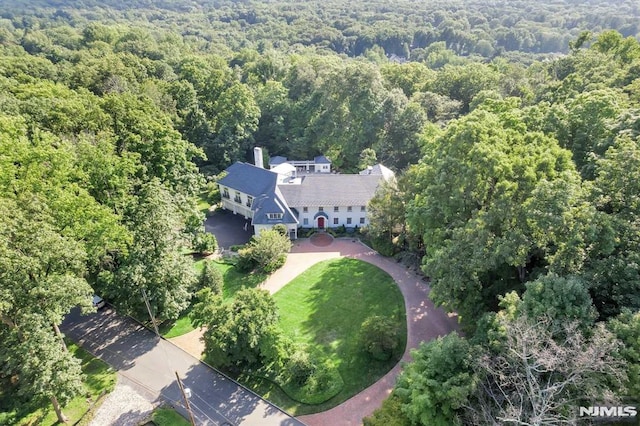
278,174,382,207
251,187,298,225
314,155,331,164
217,162,277,197
218,162,298,226
269,156,288,166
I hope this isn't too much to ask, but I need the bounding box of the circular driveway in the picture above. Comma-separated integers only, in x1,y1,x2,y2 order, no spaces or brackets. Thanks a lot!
260,238,460,425
204,210,253,249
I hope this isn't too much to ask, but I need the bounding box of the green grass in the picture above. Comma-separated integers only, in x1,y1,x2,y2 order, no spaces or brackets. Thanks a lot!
246,258,407,415
161,259,267,338
216,261,267,300
152,407,191,426
3,342,116,426
197,192,211,215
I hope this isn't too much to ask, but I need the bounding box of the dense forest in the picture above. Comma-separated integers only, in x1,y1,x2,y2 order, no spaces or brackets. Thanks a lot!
0,0,639,424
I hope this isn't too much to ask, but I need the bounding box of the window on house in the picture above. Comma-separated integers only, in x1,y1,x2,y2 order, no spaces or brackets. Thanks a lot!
303,218,309,225
319,206,324,212
347,218,352,224
234,192,242,203
334,206,339,212
333,218,339,225
246,196,253,207
222,188,230,199
267,213,283,220
303,206,308,213
360,217,365,224
347,206,352,212
361,206,366,212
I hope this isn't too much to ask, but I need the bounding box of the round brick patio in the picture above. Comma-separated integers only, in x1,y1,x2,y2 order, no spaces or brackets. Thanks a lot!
309,232,334,247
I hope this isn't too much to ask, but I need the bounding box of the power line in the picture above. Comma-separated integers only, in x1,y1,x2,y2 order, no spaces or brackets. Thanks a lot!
66,327,228,425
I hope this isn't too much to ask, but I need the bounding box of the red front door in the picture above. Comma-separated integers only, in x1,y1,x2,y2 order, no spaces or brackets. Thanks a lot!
318,217,325,228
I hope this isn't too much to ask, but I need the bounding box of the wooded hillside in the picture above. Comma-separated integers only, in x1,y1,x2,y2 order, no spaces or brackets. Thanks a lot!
0,1,638,424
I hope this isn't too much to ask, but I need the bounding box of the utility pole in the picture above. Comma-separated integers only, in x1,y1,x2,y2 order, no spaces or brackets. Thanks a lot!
175,371,197,426
141,289,160,337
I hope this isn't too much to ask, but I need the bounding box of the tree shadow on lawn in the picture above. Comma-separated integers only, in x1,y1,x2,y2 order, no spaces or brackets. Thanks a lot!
219,262,267,300
296,258,407,402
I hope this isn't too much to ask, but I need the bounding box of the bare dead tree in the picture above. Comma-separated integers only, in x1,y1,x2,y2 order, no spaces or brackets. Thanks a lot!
463,316,627,426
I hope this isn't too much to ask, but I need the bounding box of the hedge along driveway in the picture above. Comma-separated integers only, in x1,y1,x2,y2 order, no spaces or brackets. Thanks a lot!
272,258,406,414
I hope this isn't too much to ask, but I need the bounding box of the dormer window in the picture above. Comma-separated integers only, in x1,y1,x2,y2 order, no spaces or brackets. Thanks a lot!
246,196,253,207
234,192,242,203
267,213,283,220
222,188,230,199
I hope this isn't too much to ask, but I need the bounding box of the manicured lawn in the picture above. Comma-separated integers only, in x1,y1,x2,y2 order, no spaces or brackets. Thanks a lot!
1,342,116,425
161,259,267,338
216,261,267,300
152,407,191,426
248,258,406,415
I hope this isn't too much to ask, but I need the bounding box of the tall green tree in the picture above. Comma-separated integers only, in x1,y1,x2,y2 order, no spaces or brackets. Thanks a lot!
406,105,589,325
193,288,282,370
395,332,479,426
0,199,91,423
100,180,197,320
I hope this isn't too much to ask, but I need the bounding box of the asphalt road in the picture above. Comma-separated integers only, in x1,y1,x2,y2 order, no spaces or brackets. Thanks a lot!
61,307,305,426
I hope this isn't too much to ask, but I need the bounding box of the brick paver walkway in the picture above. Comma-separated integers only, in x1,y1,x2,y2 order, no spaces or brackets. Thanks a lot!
170,237,460,426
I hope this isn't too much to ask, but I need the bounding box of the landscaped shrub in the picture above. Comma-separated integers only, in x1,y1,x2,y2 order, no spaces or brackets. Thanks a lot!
371,234,395,257
236,247,257,272
200,260,223,294
280,362,344,405
360,315,400,361
273,223,288,236
229,244,246,252
287,350,318,385
263,253,287,274
193,232,218,254
298,227,316,238
248,229,292,273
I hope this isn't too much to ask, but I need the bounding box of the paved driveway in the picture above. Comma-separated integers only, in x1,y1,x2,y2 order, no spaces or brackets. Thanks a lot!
169,237,460,425
61,308,304,426
204,210,253,249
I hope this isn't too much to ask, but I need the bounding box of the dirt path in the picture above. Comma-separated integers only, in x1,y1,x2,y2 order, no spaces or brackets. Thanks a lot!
169,236,460,425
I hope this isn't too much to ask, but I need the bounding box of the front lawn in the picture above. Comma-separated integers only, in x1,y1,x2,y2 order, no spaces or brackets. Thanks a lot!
246,258,407,415
1,342,116,425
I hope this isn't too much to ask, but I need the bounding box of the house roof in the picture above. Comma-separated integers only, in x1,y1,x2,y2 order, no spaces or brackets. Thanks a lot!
314,155,331,164
271,163,296,175
269,156,288,166
278,174,382,207
251,186,298,225
217,162,277,197
218,162,297,226
359,163,395,181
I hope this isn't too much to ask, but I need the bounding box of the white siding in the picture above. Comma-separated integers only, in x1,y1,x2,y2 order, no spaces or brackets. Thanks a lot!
218,184,253,219
297,205,369,228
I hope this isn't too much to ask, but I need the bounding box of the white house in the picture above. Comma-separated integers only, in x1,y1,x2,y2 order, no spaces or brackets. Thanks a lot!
217,148,394,238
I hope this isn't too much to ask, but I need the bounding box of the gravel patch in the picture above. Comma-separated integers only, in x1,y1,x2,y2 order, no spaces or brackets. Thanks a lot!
90,378,156,426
